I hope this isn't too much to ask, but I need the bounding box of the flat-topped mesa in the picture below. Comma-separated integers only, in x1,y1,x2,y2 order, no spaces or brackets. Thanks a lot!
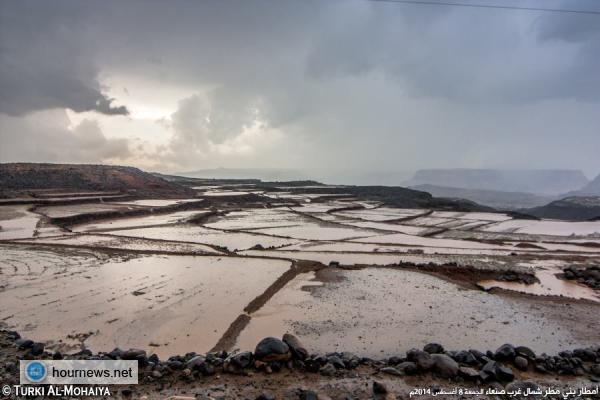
0,163,195,199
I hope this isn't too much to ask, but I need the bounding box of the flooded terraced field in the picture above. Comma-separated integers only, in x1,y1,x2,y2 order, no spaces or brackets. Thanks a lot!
1,183,599,361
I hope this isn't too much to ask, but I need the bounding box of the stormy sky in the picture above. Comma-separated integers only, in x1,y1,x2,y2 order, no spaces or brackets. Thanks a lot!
1,0,599,182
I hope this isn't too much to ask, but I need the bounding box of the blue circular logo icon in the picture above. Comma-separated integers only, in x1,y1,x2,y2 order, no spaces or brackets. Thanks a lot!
25,361,47,383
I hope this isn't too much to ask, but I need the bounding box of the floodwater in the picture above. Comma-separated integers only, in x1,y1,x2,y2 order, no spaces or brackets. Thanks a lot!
2,193,599,360
482,220,600,236
21,234,223,255
479,267,600,302
36,203,140,218
251,223,379,241
0,245,291,357
204,209,305,230
0,205,39,240
73,211,210,232
109,199,201,207
237,268,599,356
106,225,299,250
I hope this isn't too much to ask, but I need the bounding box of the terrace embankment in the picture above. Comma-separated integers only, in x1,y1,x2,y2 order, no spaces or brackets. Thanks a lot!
47,193,277,229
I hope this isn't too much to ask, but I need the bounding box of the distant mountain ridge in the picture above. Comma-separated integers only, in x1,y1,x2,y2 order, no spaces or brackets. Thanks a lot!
405,169,588,195
178,168,308,182
0,163,194,198
410,184,554,210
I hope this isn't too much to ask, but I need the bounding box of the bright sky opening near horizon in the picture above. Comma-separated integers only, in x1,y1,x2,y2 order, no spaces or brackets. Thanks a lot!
1,0,599,182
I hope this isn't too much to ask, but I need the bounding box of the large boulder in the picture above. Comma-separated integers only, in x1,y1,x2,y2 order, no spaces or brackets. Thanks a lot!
254,337,291,362
407,349,434,371
431,354,459,378
494,344,516,361
515,346,536,360
424,343,444,354
282,333,308,360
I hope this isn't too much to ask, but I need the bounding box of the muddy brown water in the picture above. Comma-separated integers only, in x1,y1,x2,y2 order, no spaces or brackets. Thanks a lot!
0,246,291,357
237,268,600,357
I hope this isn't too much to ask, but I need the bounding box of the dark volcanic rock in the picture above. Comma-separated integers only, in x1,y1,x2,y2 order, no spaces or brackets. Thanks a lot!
372,381,388,394
454,350,477,365
256,394,276,400
227,351,253,369
255,337,291,362
496,364,515,382
494,344,516,361
30,342,45,356
380,366,403,376
431,354,459,378
16,339,34,349
397,361,418,375
515,346,536,360
407,349,435,371
122,348,147,360
480,361,497,381
514,356,528,371
186,355,207,370
319,363,336,376
424,343,445,354
298,390,319,400
283,333,308,360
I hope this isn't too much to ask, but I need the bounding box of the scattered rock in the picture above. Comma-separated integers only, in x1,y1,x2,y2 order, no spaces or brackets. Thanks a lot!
122,348,147,360
256,393,276,400
515,346,536,360
431,354,459,378
396,361,418,375
424,343,444,354
496,364,515,382
283,333,308,360
407,349,434,371
380,366,403,376
319,363,336,376
494,344,516,361
30,342,44,356
372,381,388,394
298,389,319,400
255,337,291,362
514,356,528,371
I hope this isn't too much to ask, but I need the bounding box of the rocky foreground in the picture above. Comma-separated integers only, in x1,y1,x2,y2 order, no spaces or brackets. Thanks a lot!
2,330,599,399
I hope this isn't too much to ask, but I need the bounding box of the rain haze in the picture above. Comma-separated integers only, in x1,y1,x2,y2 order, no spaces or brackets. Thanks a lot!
1,0,600,182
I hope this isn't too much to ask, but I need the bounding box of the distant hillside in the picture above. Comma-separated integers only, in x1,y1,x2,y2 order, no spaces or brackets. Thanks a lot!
284,185,494,212
0,163,195,198
526,197,600,221
410,184,554,210
567,173,600,196
178,168,308,182
405,169,588,195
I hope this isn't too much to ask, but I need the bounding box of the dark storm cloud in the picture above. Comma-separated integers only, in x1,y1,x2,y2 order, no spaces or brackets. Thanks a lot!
0,1,129,116
1,0,599,175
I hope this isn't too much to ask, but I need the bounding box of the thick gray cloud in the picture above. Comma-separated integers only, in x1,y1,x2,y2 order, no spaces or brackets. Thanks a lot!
1,0,599,178
0,1,129,116
0,111,131,163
